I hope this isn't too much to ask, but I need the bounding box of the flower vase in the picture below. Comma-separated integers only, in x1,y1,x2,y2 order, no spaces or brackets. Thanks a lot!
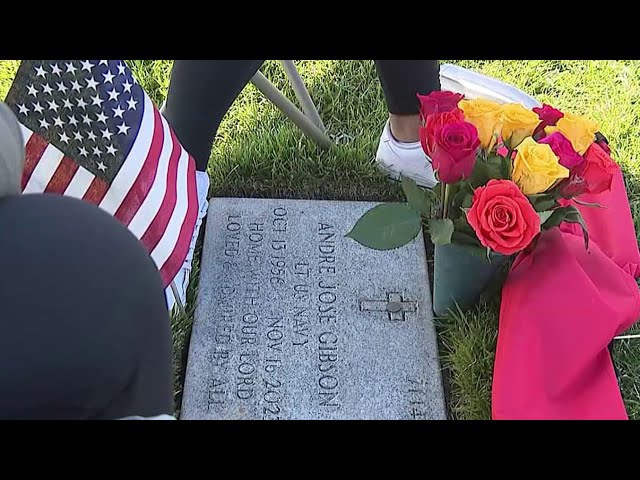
433,243,506,316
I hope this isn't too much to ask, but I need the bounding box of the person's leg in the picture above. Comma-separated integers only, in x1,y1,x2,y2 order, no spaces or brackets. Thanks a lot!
161,60,264,309
374,60,441,187
375,60,440,142
163,60,264,171
0,194,173,420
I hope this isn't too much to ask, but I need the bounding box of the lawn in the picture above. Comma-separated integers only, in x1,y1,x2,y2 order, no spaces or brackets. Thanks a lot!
2,60,639,419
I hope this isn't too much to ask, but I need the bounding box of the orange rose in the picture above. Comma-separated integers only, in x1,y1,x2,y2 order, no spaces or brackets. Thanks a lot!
466,179,541,255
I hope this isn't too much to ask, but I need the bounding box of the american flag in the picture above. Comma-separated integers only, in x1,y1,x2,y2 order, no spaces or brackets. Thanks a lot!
4,60,198,287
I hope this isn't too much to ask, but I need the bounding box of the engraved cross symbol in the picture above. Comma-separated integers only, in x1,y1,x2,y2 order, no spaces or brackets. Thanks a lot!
360,292,417,321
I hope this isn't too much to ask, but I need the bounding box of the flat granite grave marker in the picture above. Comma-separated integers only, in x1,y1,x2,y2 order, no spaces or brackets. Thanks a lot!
181,198,446,420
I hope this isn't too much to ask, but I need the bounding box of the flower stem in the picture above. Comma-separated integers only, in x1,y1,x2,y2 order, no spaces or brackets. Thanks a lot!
440,183,446,218
443,184,451,219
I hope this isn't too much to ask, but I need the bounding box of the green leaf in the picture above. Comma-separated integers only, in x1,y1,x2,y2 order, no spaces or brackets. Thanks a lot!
468,158,490,188
451,183,474,215
346,203,423,251
401,175,433,216
541,207,568,231
486,154,503,168
564,207,590,250
461,193,474,209
485,154,504,179
528,193,558,212
538,210,554,225
538,206,590,250
468,155,502,188
429,218,455,246
453,217,477,238
500,154,512,179
451,230,480,246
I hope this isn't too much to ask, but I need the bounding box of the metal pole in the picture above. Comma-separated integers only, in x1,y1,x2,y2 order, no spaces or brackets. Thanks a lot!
280,60,326,132
170,280,186,315
250,71,333,150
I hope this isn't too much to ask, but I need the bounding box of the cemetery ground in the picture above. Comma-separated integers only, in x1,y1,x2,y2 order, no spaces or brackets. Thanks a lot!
2,60,640,419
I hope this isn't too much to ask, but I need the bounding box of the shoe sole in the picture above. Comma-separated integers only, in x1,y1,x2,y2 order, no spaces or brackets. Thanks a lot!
375,157,437,189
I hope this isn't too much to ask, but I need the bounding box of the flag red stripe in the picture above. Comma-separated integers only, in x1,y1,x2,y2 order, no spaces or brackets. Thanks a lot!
21,133,49,190
140,129,182,252
44,156,80,194
114,108,164,226
159,156,198,286
83,176,110,205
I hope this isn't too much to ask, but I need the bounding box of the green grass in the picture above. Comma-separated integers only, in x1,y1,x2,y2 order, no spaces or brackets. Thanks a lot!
2,60,640,419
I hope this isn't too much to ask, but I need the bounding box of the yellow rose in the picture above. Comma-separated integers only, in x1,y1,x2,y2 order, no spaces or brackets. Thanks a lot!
501,103,540,149
545,112,599,155
512,137,570,195
459,98,503,151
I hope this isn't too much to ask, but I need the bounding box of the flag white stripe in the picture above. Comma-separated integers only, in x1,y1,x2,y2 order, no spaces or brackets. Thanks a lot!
23,143,65,194
19,124,33,147
64,166,95,198
19,125,97,200
150,146,190,270
99,94,155,215
127,113,173,238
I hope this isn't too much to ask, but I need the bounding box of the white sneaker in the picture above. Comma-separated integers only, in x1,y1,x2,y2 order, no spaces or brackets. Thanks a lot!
375,121,437,189
165,170,210,312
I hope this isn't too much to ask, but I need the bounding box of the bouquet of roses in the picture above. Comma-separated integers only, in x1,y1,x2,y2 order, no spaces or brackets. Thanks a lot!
348,91,618,260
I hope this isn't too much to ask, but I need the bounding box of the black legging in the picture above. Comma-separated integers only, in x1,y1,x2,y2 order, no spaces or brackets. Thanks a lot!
0,194,173,419
163,60,440,171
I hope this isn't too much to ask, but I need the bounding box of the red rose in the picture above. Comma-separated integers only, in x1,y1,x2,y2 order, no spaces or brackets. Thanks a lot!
533,104,564,126
538,132,584,169
466,179,541,255
419,108,465,157
532,104,564,139
417,91,464,121
560,143,617,197
428,120,480,184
